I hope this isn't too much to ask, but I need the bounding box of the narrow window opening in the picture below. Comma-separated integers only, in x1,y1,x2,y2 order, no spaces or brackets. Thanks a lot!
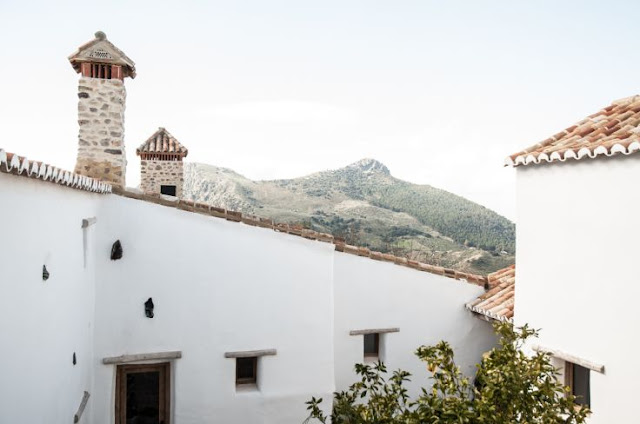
161,185,177,197
566,362,590,408
236,357,257,386
363,333,379,359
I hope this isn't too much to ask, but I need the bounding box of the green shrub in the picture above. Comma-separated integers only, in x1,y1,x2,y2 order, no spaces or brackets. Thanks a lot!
305,323,589,424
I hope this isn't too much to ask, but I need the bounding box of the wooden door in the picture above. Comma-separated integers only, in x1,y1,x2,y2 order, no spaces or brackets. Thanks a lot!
115,363,170,424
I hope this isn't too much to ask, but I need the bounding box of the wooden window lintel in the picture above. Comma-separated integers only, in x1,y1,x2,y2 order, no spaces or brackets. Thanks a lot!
225,349,277,358
102,350,182,365
350,327,399,336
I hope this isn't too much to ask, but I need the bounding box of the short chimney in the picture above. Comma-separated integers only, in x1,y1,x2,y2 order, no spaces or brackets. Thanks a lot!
68,31,136,188
136,128,188,198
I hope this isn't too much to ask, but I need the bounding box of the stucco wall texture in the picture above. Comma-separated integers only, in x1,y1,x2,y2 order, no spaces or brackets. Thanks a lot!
515,154,640,424
0,172,494,424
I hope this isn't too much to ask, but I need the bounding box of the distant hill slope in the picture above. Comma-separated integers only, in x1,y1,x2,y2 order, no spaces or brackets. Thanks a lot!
183,159,515,274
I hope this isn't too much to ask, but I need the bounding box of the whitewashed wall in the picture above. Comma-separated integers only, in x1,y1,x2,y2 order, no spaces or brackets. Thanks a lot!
0,174,496,424
92,195,336,424
0,173,99,424
333,253,496,394
515,155,640,424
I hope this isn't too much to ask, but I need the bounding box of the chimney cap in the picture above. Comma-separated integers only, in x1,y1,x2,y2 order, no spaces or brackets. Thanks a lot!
68,32,136,78
137,127,189,158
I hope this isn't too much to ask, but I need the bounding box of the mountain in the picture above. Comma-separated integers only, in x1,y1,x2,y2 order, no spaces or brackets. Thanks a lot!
183,159,515,274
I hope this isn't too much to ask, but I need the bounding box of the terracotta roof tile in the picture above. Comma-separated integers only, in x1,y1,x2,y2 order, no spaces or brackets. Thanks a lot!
465,265,515,322
0,149,112,194
136,128,188,156
507,96,640,166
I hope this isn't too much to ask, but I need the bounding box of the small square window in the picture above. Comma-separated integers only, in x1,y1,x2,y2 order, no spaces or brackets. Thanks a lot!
236,357,257,386
363,333,379,359
161,185,177,196
566,362,590,407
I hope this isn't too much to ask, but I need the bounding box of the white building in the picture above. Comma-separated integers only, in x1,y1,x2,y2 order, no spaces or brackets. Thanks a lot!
507,95,640,423
0,32,496,424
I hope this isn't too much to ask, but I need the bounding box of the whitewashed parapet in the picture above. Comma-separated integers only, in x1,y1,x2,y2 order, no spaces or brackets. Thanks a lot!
112,188,489,287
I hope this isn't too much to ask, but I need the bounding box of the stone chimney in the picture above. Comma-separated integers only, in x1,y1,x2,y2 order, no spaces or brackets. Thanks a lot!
68,31,136,188
136,128,188,197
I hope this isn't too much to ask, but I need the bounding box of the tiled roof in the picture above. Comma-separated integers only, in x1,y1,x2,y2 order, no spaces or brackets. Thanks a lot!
465,265,514,322
112,187,488,287
137,128,188,156
507,95,640,166
0,149,112,194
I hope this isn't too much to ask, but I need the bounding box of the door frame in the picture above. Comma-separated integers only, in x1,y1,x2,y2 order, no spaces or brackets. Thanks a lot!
115,362,171,424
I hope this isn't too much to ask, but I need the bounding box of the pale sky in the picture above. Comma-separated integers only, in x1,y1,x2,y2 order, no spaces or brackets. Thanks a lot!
2,0,640,221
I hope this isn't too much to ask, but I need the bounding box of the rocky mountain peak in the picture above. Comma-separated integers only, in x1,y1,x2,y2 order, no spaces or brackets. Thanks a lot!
346,158,390,175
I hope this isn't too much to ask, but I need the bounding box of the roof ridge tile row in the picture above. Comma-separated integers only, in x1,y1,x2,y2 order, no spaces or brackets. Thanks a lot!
507,95,640,167
0,149,112,194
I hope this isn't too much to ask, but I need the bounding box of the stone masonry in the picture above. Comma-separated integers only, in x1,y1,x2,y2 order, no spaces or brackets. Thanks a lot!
75,77,127,187
140,160,184,198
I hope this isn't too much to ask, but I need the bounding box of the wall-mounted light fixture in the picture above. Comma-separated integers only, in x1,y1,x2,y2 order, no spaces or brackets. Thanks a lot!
144,298,154,318
110,240,123,260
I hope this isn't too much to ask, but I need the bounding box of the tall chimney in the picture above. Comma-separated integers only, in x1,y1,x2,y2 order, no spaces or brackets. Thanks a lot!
68,31,136,188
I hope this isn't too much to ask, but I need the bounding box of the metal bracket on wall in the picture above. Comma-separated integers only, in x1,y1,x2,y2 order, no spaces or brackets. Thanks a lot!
81,217,97,268
81,217,97,228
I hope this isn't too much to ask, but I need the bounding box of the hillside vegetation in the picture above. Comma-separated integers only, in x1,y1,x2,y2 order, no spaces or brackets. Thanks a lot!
183,159,515,274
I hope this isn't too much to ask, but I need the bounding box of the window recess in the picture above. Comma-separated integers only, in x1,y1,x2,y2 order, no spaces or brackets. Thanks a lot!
236,357,257,385
532,345,602,410
115,363,170,424
363,333,379,358
350,328,399,361
565,362,591,408
224,349,277,389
